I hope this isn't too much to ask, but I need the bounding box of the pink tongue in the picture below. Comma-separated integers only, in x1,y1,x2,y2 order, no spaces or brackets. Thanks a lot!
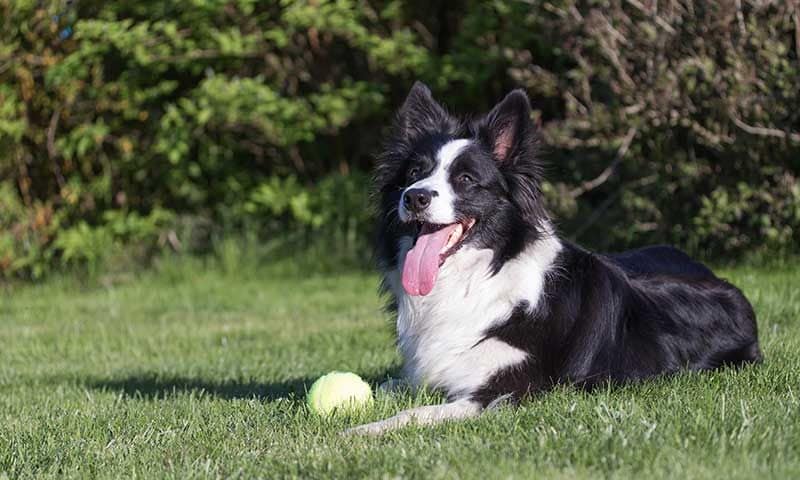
402,224,459,296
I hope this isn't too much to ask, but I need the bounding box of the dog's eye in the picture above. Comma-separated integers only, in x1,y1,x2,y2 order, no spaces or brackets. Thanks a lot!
408,167,420,181
458,174,474,184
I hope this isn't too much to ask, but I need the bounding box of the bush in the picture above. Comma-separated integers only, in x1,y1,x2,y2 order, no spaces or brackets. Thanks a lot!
1,0,798,278
502,1,800,254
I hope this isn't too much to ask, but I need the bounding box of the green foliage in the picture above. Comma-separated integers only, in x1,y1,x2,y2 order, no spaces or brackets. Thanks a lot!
694,176,800,254
54,208,174,273
1,0,799,278
0,183,59,279
243,172,370,233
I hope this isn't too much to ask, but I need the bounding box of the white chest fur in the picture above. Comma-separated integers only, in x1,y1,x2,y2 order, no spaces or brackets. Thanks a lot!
385,233,562,399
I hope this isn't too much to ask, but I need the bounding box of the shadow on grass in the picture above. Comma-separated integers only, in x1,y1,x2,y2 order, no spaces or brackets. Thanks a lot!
87,375,312,401
86,370,399,402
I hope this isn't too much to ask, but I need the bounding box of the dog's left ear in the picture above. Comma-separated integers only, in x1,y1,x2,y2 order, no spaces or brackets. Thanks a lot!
479,90,545,224
478,89,536,165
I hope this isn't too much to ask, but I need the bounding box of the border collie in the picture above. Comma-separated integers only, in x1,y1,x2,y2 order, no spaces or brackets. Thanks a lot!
345,82,762,435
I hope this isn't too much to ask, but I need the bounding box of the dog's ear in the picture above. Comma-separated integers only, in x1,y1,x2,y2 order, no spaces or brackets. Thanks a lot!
479,90,545,224
393,81,457,141
478,89,536,165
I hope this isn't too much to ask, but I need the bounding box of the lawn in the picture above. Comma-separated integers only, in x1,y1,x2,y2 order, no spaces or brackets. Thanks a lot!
1,258,798,479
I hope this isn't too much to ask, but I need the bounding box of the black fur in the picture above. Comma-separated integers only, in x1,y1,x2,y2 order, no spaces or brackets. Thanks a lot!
375,83,762,407
473,242,761,406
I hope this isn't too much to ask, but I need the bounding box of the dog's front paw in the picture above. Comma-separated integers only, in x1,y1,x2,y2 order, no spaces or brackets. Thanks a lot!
341,421,388,436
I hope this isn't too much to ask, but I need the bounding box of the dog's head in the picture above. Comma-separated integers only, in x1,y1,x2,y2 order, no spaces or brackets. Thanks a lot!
375,82,549,296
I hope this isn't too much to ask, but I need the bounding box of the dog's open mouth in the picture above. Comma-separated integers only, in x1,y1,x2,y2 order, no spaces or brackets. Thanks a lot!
420,220,475,266
401,219,476,296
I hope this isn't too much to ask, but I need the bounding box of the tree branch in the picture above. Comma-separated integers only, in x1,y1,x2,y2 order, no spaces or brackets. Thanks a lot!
47,108,66,188
570,126,637,198
729,111,800,143
624,0,676,34
571,173,657,240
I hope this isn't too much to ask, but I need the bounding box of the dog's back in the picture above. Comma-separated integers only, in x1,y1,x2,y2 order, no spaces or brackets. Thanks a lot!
601,246,763,373
608,244,714,278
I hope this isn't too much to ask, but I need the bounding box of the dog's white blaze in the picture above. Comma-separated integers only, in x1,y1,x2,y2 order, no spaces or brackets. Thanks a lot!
398,139,471,224
388,223,562,399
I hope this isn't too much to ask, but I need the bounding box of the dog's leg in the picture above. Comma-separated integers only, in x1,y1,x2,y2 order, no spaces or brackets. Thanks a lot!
343,398,481,436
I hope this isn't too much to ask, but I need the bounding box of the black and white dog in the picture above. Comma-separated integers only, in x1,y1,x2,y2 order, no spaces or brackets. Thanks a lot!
346,82,761,435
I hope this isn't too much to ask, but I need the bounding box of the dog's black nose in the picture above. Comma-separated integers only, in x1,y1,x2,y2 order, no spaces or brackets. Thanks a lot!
403,188,432,213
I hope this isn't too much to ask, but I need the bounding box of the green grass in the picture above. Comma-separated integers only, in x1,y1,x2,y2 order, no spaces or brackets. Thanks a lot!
1,258,799,479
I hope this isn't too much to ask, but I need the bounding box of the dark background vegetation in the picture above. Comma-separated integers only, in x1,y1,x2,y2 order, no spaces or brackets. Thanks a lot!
1,0,799,279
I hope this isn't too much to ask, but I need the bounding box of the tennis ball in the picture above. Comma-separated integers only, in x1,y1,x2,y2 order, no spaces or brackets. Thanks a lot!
306,371,373,416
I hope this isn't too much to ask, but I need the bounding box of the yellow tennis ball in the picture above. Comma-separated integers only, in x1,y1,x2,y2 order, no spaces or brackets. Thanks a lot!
306,371,373,416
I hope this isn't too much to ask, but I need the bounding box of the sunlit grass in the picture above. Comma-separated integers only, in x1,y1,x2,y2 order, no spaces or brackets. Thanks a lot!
1,258,798,478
